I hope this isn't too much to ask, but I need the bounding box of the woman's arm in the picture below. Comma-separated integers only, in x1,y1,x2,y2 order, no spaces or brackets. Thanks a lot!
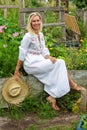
14,59,22,80
44,54,57,64
14,33,30,80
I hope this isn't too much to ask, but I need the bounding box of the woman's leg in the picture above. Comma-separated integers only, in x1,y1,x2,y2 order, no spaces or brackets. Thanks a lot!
67,71,85,91
46,96,60,111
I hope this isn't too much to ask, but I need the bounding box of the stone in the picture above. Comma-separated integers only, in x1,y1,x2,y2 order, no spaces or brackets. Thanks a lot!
0,70,87,109
26,75,44,97
69,70,87,88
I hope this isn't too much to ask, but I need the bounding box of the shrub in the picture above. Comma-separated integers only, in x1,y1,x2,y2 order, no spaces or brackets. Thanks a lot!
0,16,23,77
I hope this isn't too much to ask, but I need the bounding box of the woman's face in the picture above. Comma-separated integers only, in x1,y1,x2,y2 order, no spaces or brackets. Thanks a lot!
31,15,41,32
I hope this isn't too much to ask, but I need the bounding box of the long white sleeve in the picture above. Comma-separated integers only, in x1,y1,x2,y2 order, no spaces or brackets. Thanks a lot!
19,33,30,61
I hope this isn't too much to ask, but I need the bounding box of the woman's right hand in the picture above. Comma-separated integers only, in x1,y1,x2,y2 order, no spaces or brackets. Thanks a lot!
14,60,22,80
14,70,21,80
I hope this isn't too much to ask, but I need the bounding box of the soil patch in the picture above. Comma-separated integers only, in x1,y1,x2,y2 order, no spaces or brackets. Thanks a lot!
0,112,80,130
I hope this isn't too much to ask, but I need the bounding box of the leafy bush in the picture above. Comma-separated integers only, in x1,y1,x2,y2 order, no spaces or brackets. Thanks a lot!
0,5,87,78
0,14,87,78
81,115,87,129
0,90,80,119
0,15,23,77
73,0,87,9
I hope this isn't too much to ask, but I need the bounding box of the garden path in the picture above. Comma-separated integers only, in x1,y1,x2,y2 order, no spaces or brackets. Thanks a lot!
0,112,80,130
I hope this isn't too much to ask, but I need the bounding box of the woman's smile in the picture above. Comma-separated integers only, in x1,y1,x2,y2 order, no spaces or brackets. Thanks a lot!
31,16,41,31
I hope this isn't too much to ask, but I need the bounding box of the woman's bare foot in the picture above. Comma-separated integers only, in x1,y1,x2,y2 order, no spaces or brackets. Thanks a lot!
67,71,86,91
46,96,60,111
71,83,85,91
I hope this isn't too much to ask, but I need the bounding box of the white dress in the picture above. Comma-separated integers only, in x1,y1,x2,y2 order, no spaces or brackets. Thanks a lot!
19,32,70,98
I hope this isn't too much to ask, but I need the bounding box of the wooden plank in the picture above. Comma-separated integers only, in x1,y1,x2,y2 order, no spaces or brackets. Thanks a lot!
43,22,65,27
83,10,87,26
18,0,25,26
60,6,66,40
65,13,80,35
4,8,7,18
20,6,64,13
80,89,87,112
22,22,65,28
0,5,19,9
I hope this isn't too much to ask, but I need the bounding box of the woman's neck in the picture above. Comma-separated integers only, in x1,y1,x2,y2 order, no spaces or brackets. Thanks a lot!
35,30,39,35
35,31,40,42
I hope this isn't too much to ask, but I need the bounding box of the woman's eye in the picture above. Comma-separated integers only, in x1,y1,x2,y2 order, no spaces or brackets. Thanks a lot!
32,20,40,22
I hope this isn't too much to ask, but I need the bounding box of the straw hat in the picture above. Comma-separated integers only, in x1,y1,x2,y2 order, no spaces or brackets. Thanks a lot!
2,77,29,105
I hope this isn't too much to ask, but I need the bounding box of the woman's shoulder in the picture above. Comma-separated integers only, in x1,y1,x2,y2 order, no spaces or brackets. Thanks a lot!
22,32,32,40
23,32,31,38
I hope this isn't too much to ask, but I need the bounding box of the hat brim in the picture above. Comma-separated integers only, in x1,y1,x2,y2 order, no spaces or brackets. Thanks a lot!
2,77,29,105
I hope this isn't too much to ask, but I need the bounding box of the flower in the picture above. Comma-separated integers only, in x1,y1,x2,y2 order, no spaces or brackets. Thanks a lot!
49,48,53,50
80,39,84,43
0,30,3,33
3,44,7,48
13,32,19,37
0,25,7,34
72,98,81,114
80,62,84,65
0,25,6,29
84,49,87,52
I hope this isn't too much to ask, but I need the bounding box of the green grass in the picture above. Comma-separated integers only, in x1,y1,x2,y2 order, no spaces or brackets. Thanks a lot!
25,120,79,130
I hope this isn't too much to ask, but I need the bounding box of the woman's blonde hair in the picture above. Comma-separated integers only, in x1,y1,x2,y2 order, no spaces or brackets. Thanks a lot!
26,12,42,34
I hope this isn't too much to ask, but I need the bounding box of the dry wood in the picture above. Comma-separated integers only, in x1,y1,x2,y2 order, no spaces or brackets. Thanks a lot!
20,6,64,13
0,5,19,8
80,89,87,112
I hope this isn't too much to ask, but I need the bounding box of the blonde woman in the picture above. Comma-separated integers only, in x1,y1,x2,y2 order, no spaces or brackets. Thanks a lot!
14,12,85,111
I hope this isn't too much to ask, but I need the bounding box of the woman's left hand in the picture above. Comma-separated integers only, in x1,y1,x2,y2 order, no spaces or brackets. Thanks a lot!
50,56,57,64
45,55,57,64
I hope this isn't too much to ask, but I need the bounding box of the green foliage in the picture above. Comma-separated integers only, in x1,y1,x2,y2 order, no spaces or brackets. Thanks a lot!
65,48,87,70
73,0,87,9
21,95,57,119
44,31,87,70
25,0,42,8
0,15,23,77
0,108,6,116
58,90,80,111
26,123,78,130
38,102,57,119
81,115,87,129
0,1,87,78
0,0,19,5
1,95,57,119
7,8,19,23
0,11,87,77
9,105,24,119
0,91,81,120
21,96,41,113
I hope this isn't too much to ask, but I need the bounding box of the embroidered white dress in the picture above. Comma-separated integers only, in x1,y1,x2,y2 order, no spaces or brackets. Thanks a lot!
19,32,70,98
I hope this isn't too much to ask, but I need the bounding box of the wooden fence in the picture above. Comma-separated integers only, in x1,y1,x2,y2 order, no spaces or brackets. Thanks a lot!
0,5,19,18
0,4,66,40
76,9,87,26
0,0,87,44
19,6,66,40
0,0,25,25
